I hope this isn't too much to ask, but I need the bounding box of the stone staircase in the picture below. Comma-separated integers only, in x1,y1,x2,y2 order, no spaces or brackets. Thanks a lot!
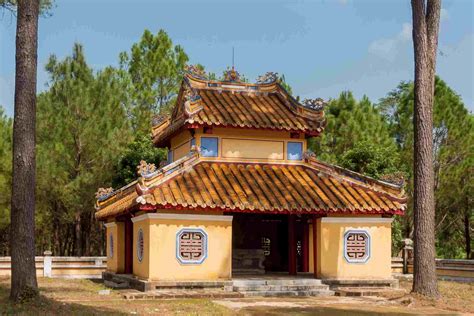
231,278,334,297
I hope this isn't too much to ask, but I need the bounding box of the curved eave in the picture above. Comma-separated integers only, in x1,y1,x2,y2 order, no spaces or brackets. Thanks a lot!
95,158,406,221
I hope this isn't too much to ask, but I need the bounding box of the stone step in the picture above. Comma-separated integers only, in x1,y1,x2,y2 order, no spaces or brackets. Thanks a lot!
104,279,129,289
123,289,244,300
233,284,330,292
334,287,406,297
239,289,335,297
232,279,322,287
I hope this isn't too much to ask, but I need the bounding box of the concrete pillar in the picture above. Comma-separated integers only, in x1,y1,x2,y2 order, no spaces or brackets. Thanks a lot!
43,250,52,277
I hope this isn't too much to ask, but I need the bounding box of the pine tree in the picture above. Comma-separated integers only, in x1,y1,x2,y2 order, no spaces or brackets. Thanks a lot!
0,107,12,256
36,43,132,256
312,91,398,168
379,77,472,260
119,29,189,132
9,0,40,301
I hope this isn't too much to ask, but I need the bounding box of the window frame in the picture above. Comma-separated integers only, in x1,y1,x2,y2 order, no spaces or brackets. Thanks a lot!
343,230,371,264
167,149,173,164
176,228,208,264
287,141,303,161
200,137,219,157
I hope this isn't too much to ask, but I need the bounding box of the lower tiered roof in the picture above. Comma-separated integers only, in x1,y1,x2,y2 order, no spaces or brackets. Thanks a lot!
95,152,406,220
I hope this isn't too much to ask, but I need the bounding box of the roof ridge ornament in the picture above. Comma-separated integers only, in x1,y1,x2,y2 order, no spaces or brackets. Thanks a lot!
302,98,326,111
223,66,241,82
184,64,208,80
151,114,169,127
137,160,157,177
183,84,203,115
95,187,114,201
256,72,278,84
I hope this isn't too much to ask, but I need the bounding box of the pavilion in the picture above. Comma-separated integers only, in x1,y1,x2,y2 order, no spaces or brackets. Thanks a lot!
95,66,406,284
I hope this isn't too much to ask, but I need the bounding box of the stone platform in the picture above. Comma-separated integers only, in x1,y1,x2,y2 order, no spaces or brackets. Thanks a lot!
104,272,402,298
322,278,401,297
103,272,335,297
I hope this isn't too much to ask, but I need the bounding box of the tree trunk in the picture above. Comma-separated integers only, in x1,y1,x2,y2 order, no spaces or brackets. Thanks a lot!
464,212,472,259
74,212,83,256
10,0,40,301
411,0,441,298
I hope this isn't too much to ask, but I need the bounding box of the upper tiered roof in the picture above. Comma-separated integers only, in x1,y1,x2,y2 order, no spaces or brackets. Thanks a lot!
152,66,326,146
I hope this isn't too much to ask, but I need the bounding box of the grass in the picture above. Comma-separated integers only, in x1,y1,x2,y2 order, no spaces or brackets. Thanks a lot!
0,277,232,315
399,279,474,314
0,277,472,315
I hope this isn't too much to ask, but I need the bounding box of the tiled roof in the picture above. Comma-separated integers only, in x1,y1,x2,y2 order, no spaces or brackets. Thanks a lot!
95,154,406,220
152,73,326,146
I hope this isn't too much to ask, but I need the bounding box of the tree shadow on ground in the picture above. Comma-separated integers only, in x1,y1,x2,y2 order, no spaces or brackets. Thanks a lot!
0,281,126,315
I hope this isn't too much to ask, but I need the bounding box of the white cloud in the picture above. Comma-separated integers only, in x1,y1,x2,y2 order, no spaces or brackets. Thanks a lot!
368,23,412,62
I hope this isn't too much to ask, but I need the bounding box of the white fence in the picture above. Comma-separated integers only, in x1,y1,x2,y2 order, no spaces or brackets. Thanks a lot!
0,251,106,279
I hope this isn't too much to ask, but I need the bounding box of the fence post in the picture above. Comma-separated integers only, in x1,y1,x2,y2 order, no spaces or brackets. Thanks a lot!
43,250,52,277
402,238,413,274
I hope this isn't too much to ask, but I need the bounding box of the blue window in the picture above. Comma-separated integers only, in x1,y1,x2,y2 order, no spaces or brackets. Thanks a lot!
287,142,303,160
201,137,218,157
190,138,196,147
167,149,173,164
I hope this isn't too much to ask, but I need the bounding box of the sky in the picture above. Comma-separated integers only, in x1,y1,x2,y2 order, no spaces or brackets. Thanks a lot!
0,0,473,117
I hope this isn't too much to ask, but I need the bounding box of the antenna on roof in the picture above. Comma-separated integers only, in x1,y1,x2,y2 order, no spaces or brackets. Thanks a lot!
232,47,235,70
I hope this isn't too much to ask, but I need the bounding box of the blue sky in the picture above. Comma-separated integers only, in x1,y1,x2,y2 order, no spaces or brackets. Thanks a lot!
1,0,473,116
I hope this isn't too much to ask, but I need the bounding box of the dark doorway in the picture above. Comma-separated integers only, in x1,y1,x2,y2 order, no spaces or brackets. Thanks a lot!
124,218,133,274
231,213,289,272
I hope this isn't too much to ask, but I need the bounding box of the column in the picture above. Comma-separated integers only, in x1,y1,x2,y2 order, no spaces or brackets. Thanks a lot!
302,219,309,272
288,215,297,275
312,215,318,278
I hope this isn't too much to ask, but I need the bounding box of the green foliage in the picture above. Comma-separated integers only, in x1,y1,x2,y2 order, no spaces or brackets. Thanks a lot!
379,77,473,259
36,43,132,255
119,29,188,132
338,140,400,179
312,92,398,170
112,133,167,188
0,106,12,255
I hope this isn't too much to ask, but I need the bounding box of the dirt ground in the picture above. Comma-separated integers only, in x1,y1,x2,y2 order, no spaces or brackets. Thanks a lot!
0,277,472,315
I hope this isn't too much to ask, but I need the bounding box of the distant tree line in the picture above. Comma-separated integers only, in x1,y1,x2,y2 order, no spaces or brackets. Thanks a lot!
0,29,471,258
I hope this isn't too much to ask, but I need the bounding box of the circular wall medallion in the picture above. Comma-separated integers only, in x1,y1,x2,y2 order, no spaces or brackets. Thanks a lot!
137,228,144,262
109,233,114,259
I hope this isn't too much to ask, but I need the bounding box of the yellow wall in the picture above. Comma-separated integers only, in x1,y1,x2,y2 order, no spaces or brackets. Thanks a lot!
170,130,194,162
193,127,307,163
132,218,151,279
317,217,392,280
105,222,125,273
174,140,191,161
132,213,232,281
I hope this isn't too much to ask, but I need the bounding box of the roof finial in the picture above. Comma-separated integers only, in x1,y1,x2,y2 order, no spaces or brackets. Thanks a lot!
232,46,235,70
